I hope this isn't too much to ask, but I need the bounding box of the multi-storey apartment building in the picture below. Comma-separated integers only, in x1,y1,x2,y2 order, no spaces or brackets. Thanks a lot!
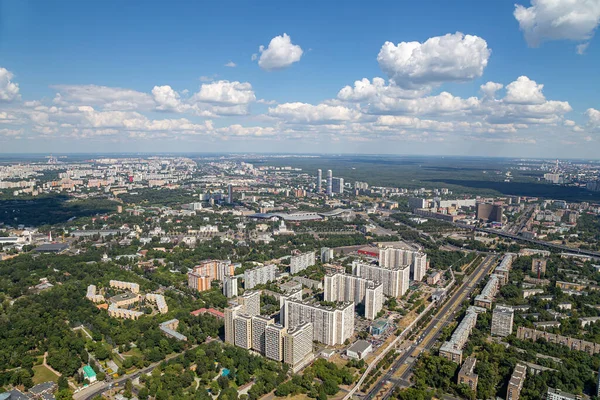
239,290,261,316
225,304,243,344
145,293,168,314
244,264,277,289
223,276,238,298
283,299,354,346
290,251,316,274
251,315,274,354
365,282,384,320
284,322,314,372
109,280,140,294
352,261,409,297
234,314,253,349
491,305,514,337
265,323,286,361
86,285,105,303
324,273,383,320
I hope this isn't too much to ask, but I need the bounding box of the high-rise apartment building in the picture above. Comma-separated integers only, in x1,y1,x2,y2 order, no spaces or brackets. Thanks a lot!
352,261,409,297
327,170,333,197
283,299,354,345
317,169,322,193
476,203,503,222
227,184,233,204
332,177,344,194
365,282,384,320
379,247,428,282
239,290,260,316
188,260,235,292
244,264,277,289
290,251,316,274
234,314,252,349
323,272,383,320
321,247,334,263
284,322,314,371
265,323,286,361
251,315,274,354
225,304,243,344
223,276,238,298
491,305,514,337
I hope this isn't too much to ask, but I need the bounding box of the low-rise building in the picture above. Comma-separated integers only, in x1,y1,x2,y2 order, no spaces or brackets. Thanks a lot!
346,340,373,360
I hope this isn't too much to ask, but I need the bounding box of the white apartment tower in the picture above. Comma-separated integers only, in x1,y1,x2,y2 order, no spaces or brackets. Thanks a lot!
352,261,408,297
223,276,238,298
365,282,384,320
225,304,243,344
323,273,383,319
234,314,253,349
251,315,274,354
283,299,354,346
326,170,333,197
244,264,277,289
284,322,314,369
290,251,316,274
239,290,260,317
265,323,286,361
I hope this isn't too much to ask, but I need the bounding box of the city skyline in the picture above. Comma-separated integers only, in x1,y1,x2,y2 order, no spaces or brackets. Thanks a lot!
1,0,600,157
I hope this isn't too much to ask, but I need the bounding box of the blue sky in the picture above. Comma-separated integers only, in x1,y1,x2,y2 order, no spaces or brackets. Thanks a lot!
1,0,599,157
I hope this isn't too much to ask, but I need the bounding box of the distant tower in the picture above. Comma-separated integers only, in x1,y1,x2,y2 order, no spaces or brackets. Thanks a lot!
327,170,333,197
228,184,233,204
48,231,52,242
317,169,322,193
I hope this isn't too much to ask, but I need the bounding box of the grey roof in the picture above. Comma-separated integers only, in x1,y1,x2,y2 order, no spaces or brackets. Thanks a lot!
34,243,69,252
0,390,32,400
347,340,372,354
29,381,56,394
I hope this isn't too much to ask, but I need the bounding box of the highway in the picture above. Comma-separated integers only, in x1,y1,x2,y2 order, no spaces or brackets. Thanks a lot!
363,255,498,400
454,223,600,259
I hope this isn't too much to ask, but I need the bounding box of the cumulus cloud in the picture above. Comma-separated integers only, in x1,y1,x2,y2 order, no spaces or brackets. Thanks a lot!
376,32,491,89
504,76,546,104
337,77,428,102
480,82,504,99
0,67,21,102
224,61,237,68
256,33,303,71
587,108,600,127
52,84,154,110
268,102,359,124
514,0,600,50
152,85,185,111
192,80,256,105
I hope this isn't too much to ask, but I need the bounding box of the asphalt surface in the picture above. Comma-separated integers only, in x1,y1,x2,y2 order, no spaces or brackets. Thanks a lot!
363,254,498,400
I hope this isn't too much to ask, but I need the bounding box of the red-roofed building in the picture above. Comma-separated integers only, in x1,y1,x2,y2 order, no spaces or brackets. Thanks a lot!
190,308,225,320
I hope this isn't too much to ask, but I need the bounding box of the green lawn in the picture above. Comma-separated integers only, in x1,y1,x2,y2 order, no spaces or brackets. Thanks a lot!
123,347,143,358
32,365,59,384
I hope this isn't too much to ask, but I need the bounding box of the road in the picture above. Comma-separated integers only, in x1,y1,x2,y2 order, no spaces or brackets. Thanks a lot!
454,222,600,259
362,255,498,400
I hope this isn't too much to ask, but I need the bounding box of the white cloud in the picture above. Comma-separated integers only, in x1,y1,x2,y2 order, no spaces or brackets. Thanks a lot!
256,33,303,71
337,77,429,102
269,102,359,124
504,76,546,104
376,32,491,89
0,67,20,102
152,85,186,112
224,61,237,68
192,80,255,105
514,0,600,49
480,82,504,99
576,42,590,54
586,108,600,127
52,84,154,110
